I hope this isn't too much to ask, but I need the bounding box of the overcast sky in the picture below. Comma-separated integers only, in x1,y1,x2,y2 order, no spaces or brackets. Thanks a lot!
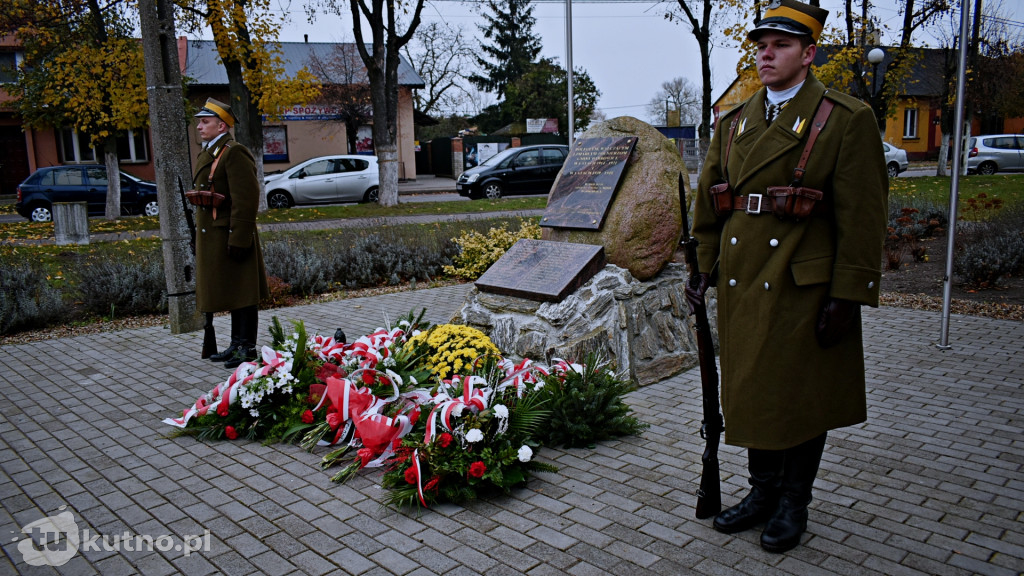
268,0,1024,123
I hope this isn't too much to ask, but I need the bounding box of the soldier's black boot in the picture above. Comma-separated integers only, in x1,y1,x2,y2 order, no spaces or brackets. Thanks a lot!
224,306,258,369
209,313,241,362
760,433,827,553
713,448,783,534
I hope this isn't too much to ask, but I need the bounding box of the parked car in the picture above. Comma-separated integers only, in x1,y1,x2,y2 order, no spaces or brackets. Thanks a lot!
456,144,569,199
15,165,159,223
264,155,379,208
966,134,1024,175
882,142,909,178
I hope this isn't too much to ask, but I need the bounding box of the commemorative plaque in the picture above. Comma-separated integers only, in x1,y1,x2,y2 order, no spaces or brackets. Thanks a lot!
542,136,637,230
475,239,606,302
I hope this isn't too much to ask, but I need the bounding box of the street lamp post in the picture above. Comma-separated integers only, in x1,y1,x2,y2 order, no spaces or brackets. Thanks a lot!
867,48,885,135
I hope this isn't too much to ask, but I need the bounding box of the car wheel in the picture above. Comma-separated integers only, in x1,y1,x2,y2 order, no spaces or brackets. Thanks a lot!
144,200,159,217
887,162,900,178
267,190,293,209
977,162,997,175
482,181,503,199
29,204,53,223
363,186,379,203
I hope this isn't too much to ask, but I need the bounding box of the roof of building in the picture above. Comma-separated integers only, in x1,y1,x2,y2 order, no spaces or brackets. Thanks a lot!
182,39,425,88
814,46,950,98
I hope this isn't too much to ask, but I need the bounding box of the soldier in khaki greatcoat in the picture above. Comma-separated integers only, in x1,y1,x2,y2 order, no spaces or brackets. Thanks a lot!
686,0,888,553
191,98,269,369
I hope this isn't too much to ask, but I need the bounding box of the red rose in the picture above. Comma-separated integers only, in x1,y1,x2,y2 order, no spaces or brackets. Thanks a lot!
362,371,376,385
301,410,314,424
224,426,238,440
358,447,375,467
424,477,440,492
404,467,418,485
468,461,486,479
437,433,453,448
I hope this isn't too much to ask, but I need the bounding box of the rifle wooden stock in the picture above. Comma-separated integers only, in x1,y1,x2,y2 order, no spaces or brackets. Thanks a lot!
679,176,724,520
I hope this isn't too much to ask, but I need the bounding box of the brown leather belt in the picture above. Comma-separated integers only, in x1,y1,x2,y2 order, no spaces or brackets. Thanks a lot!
731,194,773,214
730,193,829,216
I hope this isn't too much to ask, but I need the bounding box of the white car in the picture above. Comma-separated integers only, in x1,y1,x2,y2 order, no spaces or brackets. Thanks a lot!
264,155,380,208
966,134,1024,175
882,142,909,178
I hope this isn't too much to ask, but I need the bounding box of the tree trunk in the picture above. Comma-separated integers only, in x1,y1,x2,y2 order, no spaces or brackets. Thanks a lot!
936,131,950,176
103,141,121,220
377,143,399,206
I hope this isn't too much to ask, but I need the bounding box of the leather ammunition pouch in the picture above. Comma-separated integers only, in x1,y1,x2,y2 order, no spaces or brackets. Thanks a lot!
766,186,824,220
710,182,734,216
185,189,226,208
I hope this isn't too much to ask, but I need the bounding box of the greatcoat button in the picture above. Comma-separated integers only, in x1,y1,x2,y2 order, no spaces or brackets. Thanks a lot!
729,279,737,287
770,238,779,247
731,237,738,245
868,281,875,289
764,282,770,290
201,228,206,233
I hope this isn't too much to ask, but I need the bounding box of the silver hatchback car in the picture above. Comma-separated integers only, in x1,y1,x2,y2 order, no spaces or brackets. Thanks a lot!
264,155,380,208
882,142,909,178
967,134,1024,175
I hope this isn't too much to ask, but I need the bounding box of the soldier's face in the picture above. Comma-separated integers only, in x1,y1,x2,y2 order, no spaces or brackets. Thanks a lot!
196,117,226,143
756,32,815,91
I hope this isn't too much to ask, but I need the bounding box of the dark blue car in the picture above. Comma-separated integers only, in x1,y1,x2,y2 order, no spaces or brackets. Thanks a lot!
15,165,160,222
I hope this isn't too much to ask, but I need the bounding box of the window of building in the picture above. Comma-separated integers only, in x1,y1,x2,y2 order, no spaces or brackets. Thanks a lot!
903,108,918,139
116,130,149,163
59,128,149,164
59,129,97,163
0,52,16,83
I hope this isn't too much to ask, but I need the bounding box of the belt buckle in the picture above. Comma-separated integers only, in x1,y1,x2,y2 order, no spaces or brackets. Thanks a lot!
746,193,763,214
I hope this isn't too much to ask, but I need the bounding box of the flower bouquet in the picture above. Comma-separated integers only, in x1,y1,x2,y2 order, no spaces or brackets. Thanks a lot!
165,311,647,509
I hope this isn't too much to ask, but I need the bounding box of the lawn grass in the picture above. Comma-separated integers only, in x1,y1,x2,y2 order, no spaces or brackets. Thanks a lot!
0,195,547,242
888,174,1024,220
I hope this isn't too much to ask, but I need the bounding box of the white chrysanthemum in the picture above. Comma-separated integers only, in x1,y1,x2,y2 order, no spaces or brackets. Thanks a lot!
493,404,509,419
250,408,260,418
451,404,464,418
465,428,484,443
518,445,533,462
383,357,397,367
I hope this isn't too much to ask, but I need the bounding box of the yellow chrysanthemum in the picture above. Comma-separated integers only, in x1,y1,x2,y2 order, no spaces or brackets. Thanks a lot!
407,324,500,379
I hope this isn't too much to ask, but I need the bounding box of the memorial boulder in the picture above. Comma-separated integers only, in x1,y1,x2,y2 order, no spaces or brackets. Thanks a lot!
541,117,686,281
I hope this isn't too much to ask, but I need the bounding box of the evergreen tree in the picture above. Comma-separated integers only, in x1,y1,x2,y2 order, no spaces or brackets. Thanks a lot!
469,0,542,99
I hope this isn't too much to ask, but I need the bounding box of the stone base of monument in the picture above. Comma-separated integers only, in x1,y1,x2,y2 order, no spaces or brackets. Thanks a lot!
456,262,719,387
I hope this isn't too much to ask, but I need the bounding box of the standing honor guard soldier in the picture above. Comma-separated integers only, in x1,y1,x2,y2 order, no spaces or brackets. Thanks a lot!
189,98,269,369
686,0,888,553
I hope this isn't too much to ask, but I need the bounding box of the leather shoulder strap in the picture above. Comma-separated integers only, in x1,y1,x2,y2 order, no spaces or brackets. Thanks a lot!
792,97,835,185
723,105,745,182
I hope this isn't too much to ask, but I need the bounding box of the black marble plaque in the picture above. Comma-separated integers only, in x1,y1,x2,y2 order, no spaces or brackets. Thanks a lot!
542,136,638,230
475,239,606,302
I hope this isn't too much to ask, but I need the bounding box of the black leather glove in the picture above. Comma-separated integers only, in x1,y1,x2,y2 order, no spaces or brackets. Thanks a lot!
227,244,250,263
684,273,711,315
815,298,860,348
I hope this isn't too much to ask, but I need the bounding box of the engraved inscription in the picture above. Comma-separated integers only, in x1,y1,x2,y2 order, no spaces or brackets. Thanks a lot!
543,136,637,230
475,239,606,302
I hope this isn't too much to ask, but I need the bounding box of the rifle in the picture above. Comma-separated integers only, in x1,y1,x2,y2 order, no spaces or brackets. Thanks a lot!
678,176,724,520
179,177,218,359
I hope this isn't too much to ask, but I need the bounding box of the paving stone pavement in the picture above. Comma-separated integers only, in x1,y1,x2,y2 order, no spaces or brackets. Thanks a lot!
1,285,1022,575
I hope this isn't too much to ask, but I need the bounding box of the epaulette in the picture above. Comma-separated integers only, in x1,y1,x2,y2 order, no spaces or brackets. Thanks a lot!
822,89,868,112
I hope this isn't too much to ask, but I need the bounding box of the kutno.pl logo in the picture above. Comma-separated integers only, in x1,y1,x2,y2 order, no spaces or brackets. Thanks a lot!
14,506,210,567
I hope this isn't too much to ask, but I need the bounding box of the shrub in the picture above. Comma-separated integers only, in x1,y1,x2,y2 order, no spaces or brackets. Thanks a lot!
534,355,648,448
72,252,167,316
954,206,1024,288
443,219,541,280
0,257,64,335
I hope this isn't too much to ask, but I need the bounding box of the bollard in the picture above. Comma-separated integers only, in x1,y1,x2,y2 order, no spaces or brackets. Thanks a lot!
53,202,90,245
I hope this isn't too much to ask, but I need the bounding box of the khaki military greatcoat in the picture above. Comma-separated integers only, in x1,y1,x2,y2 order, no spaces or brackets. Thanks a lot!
692,74,888,450
192,135,269,313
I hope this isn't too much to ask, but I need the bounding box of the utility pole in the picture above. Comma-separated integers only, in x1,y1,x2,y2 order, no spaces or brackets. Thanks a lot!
138,0,204,334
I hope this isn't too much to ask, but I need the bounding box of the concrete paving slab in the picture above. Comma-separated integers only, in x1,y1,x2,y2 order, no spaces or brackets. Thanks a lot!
1,285,1022,575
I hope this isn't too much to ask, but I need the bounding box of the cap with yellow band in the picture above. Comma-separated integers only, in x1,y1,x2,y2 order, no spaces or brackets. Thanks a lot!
194,97,237,127
748,0,829,43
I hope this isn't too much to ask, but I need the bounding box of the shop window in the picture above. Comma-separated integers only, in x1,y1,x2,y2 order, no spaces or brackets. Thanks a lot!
903,108,918,139
264,126,288,162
